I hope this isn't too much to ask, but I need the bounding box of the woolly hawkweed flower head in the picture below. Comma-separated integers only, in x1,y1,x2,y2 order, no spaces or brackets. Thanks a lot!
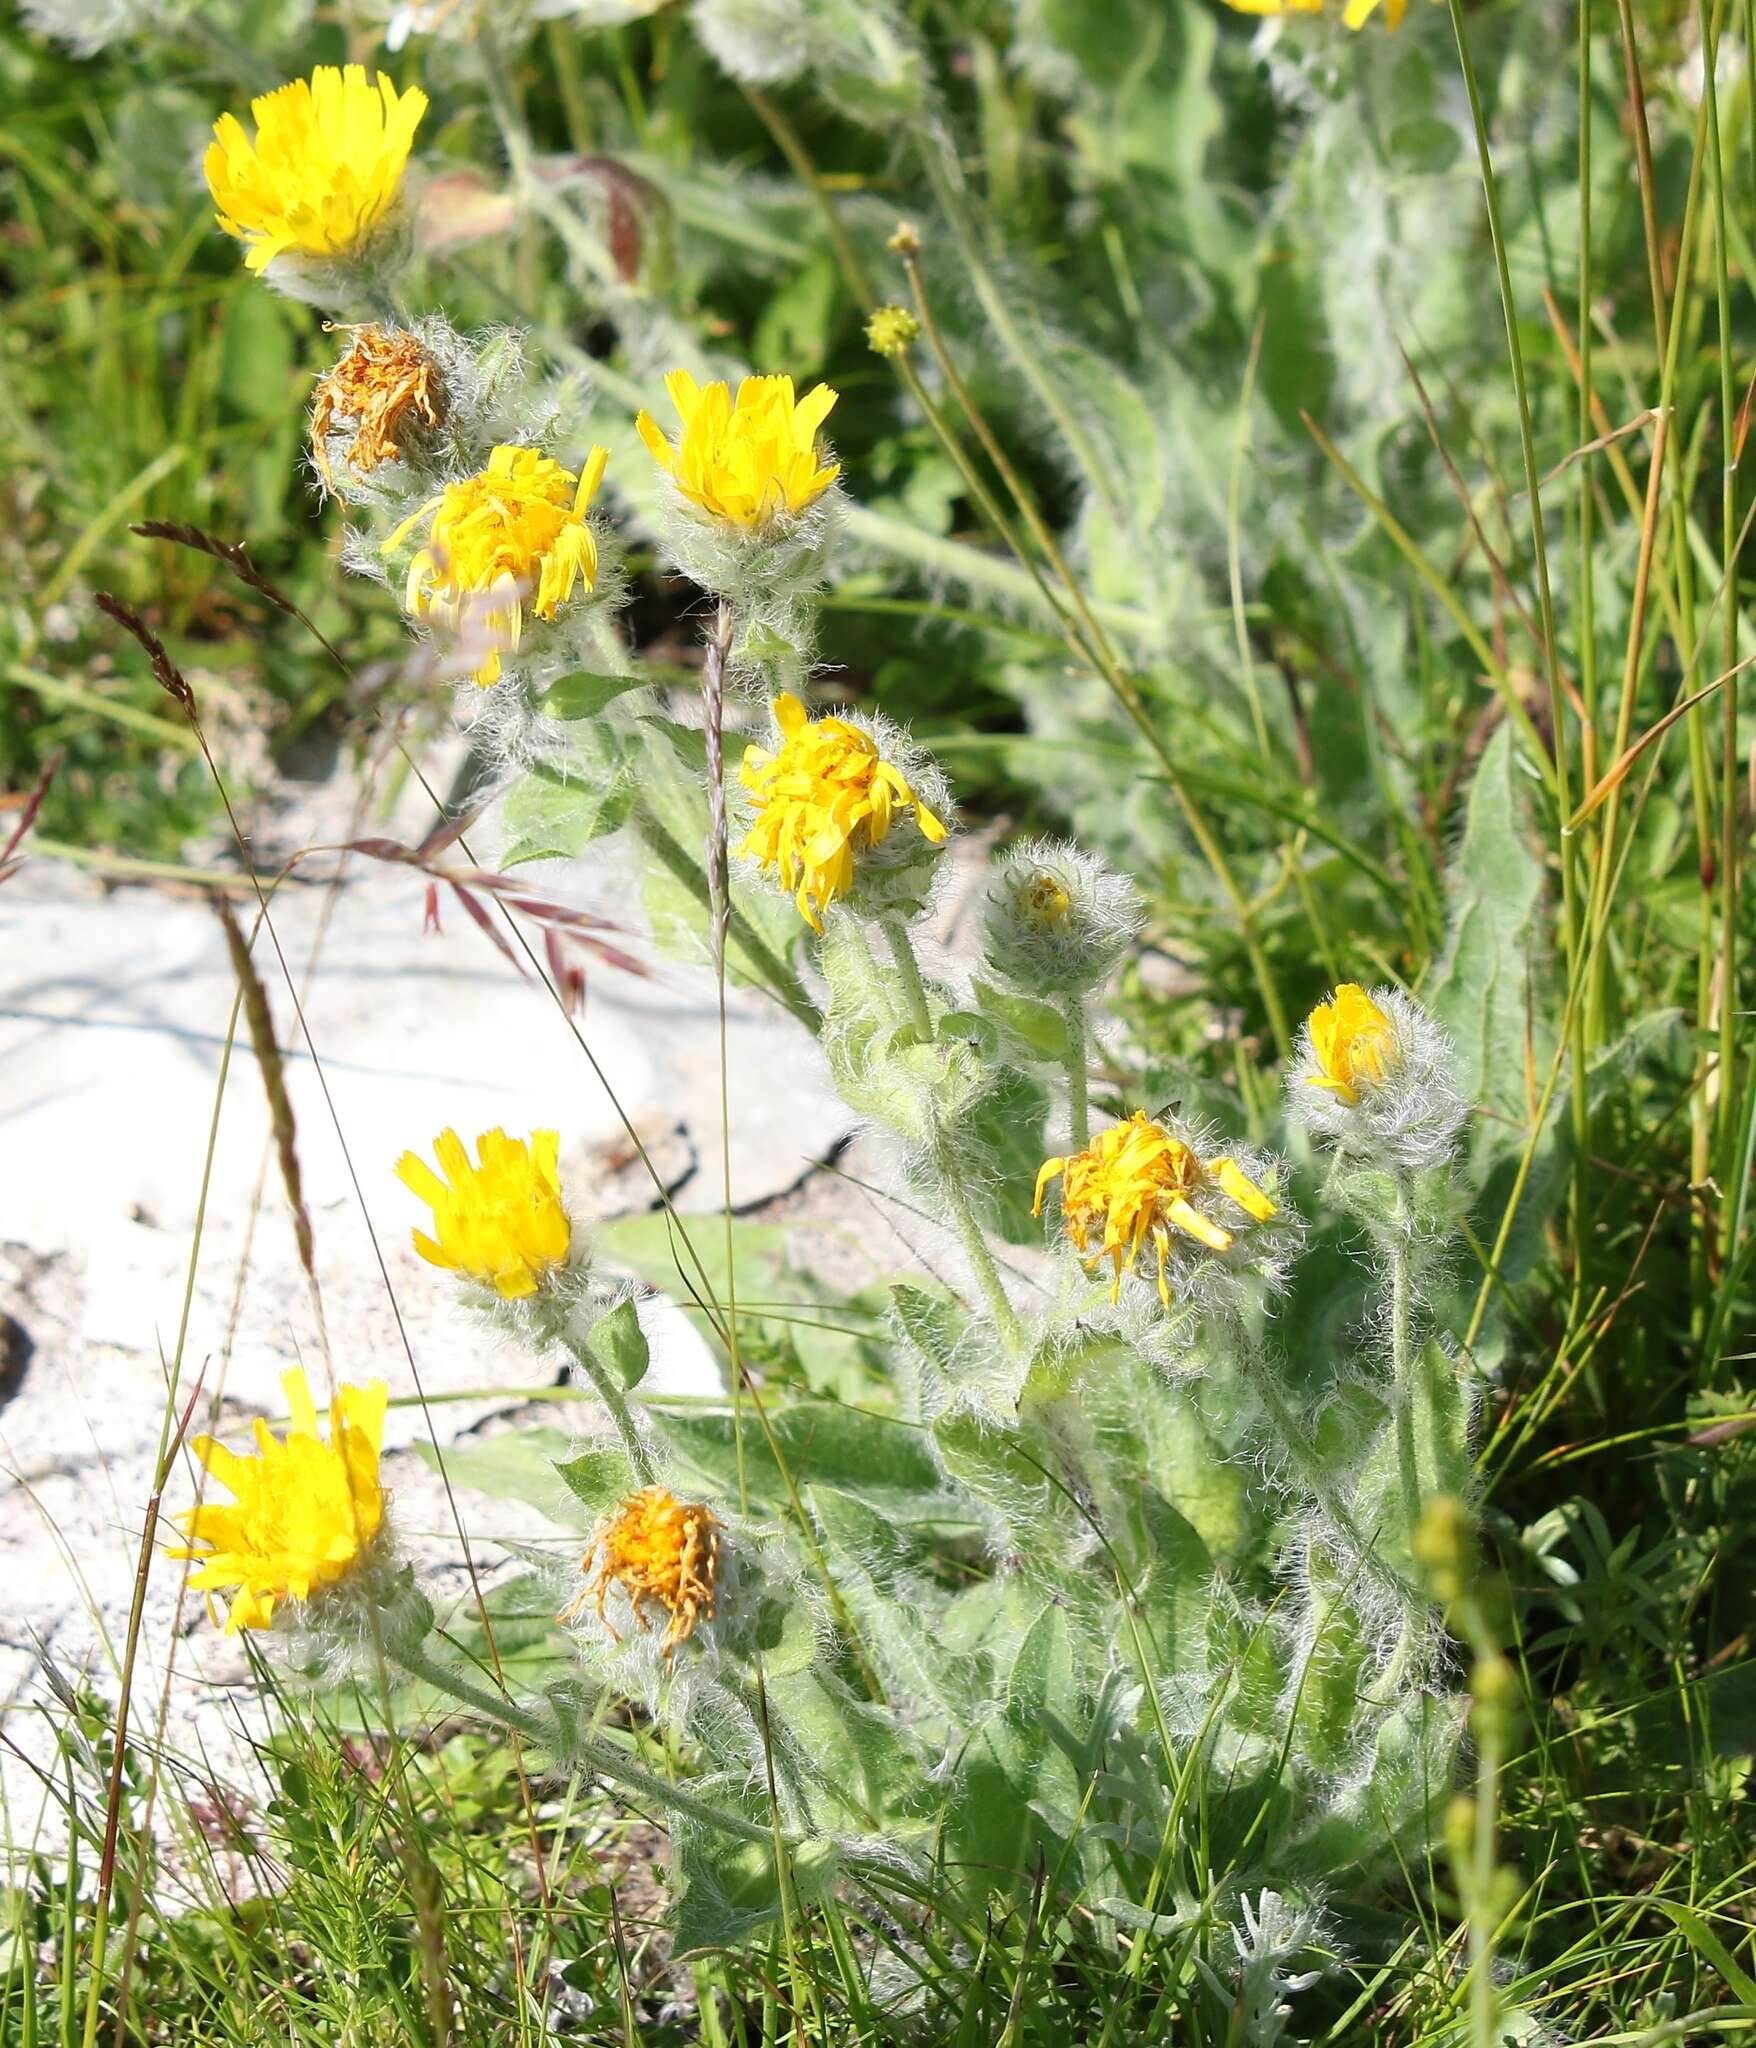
1289,983,1467,1173
738,692,952,930
311,324,442,495
204,66,427,304
1035,1110,1286,1315
563,1485,721,1664
982,838,1144,999
170,1367,392,1637
637,370,845,608
559,1489,824,1733
384,442,612,688
395,1126,581,1301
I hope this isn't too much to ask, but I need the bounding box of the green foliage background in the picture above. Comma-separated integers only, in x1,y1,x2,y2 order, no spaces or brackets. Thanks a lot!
4,0,1756,2041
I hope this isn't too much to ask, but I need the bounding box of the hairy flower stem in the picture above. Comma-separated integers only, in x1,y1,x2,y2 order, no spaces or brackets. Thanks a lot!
1064,999,1091,1151
882,914,934,1036
881,917,1027,1354
393,1642,785,1848
573,1341,656,1486
1388,1218,1423,1554
702,604,735,982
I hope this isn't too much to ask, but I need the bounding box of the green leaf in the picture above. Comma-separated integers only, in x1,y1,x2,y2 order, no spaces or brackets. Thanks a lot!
500,753,633,868
540,670,649,720
1426,725,1547,1135
595,1211,786,1329
592,1298,650,1390
413,1430,594,1529
553,1443,638,1519
813,1489,983,1718
655,1401,962,1519
971,977,1071,1061
1647,1900,1756,2005
672,1829,840,1958
890,1282,968,1378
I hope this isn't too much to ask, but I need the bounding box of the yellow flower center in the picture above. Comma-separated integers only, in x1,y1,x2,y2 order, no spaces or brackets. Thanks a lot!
1019,872,1073,926
396,1126,572,1298
387,444,610,687
311,324,441,489
1034,1111,1277,1310
738,692,948,930
170,1368,388,1634
1305,984,1398,1108
204,65,428,274
636,370,841,527
563,1486,721,1662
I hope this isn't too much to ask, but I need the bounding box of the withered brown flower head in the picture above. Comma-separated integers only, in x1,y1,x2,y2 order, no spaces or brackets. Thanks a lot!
562,1485,721,1663
310,324,440,489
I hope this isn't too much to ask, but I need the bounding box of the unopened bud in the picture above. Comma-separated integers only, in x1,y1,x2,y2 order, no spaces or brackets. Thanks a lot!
887,220,922,255
866,304,921,358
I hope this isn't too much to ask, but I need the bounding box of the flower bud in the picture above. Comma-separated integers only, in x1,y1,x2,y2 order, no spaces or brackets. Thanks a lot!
1288,983,1467,1172
865,305,921,359
981,838,1143,998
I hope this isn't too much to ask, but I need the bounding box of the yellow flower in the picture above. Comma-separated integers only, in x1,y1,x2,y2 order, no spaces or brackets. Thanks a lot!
1305,984,1397,1108
310,324,440,490
1224,0,1407,23
387,444,610,687
1034,1111,1278,1310
1018,871,1073,927
562,1486,721,1662
170,1368,387,1634
739,691,948,930
636,370,840,527
204,65,428,274
396,1126,572,1298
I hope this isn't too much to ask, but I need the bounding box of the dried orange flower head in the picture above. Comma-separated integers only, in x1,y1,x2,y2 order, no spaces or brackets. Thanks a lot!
396,1126,572,1298
1305,983,1398,1108
386,443,610,687
169,1367,388,1634
564,1486,722,1662
311,325,441,490
739,691,948,930
204,65,428,274
637,370,840,528
1035,1111,1277,1310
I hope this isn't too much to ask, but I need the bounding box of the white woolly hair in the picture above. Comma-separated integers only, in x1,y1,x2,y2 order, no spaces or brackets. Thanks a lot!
1288,984,1468,1173
981,836,1145,997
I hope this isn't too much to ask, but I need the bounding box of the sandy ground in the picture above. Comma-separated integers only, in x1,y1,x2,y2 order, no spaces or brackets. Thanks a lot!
0,754,867,1868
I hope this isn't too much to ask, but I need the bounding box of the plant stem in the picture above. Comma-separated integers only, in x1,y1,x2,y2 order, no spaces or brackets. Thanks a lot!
880,918,1027,1352
1064,997,1090,1151
572,1338,656,1485
882,913,935,1036
1388,1212,1423,1553
393,1644,786,1848
896,246,1291,1055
